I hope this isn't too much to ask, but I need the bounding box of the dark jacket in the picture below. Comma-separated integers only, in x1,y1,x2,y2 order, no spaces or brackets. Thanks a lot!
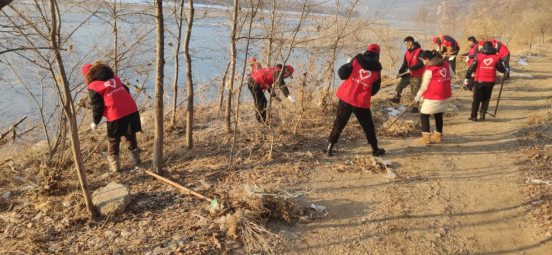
338,52,383,96
87,65,142,138
398,42,424,75
465,46,507,79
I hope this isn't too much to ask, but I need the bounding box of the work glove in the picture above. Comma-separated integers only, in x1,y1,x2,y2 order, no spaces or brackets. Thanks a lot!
287,95,296,104
449,57,455,61
347,57,352,63
406,69,411,74
463,79,469,85
90,122,98,130
414,95,421,102
465,57,469,63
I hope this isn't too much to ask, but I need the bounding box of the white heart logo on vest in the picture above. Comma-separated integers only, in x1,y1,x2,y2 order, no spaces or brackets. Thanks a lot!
359,70,372,80
484,58,493,66
104,79,116,88
440,68,447,77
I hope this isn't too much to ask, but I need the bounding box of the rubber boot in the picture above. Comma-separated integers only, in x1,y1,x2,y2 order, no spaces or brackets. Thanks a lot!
129,148,142,164
326,143,335,156
107,155,120,173
415,132,432,145
409,107,419,113
431,132,442,143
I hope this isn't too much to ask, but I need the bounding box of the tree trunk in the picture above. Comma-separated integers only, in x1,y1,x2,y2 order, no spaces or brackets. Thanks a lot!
184,0,194,149
172,0,185,127
0,0,14,10
152,0,165,174
266,0,276,66
48,0,95,217
225,0,239,133
218,60,231,110
113,0,118,75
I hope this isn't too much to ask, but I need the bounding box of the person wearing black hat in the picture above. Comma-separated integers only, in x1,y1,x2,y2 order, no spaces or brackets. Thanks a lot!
326,44,385,157
389,36,424,113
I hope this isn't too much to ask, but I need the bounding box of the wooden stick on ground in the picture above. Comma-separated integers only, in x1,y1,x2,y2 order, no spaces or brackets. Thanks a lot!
144,169,214,203
385,101,416,131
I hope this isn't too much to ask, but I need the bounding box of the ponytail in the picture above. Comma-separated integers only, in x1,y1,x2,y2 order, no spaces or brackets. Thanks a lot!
421,50,442,60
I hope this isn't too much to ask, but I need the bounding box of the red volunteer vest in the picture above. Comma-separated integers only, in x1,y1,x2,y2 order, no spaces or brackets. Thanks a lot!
87,77,138,122
423,62,452,100
493,41,510,58
251,67,280,90
405,48,424,77
335,59,380,109
467,42,483,66
475,53,500,83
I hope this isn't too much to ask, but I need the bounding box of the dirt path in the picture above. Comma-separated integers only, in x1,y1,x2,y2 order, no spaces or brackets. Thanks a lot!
282,48,552,254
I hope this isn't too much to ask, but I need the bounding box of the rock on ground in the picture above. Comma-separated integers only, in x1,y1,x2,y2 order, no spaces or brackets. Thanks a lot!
92,182,131,217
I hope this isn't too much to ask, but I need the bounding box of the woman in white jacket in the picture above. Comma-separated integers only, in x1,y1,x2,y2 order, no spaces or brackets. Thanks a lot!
414,50,454,145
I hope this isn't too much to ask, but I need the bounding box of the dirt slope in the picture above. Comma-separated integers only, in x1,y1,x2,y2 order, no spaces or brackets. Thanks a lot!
282,47,552,254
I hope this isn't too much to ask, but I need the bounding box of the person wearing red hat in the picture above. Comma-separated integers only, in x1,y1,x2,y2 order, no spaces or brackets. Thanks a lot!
248,64,295,123
248,57,262,75
83,62,142,172
389,36,424,114
490,38,511,79
432,35,460,73
326,44,385,157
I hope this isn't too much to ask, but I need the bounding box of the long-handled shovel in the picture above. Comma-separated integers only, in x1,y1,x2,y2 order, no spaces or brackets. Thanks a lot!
381,72,410,87
487,74,506,117
385,101,416,130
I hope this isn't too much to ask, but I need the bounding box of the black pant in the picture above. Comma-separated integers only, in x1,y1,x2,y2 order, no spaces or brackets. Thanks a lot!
421,113,444,133
108,133,138,156
248,80,267,122
445,57,456,74
328,100,379,151
471,82,495,117
503,53,510,77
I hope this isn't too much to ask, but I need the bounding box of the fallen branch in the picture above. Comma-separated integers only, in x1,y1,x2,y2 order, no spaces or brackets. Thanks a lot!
144,169,214,203
0,116,27,140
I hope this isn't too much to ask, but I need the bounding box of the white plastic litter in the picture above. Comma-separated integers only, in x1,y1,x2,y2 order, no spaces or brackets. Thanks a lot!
451,83,460,89
518,57,528,66
1,192,11,198
527,178,552,186
386,107,401,118
310,203,327,213
385,169,398,179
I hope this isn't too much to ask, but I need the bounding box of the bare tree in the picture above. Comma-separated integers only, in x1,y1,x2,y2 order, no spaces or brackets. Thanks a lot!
172,0,185,127
48,0,95,216
152,0,165,174
225,0,239,133
184,0,195,148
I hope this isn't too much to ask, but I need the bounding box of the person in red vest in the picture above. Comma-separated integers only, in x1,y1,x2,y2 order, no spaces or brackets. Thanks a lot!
83,62,142,172
326,44,385,157
248,64,295,122
248,57,262,74
389,36,424,114
433,35,460,73
490,38,511,79
464,41,507,121
413,50,454,145
461,36,484,91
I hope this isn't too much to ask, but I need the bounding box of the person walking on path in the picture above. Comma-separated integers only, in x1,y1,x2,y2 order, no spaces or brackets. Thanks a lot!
248,64,296,123
327,44,385,157
388,36,424,114
433,35,460,74
464,41,507,121
414,50,454,145
83,62,142,172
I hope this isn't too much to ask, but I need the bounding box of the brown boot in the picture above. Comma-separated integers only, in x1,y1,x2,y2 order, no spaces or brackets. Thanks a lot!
431,132,442,143
415,132,432,145
129,148,142,164
107,155,120,172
